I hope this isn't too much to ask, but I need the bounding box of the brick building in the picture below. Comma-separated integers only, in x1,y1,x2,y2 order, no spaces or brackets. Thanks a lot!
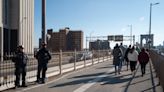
47,28,83,52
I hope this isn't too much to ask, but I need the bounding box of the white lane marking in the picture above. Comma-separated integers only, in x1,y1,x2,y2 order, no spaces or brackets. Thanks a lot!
21,66,88,91
20,61,113,92
73,68,115,92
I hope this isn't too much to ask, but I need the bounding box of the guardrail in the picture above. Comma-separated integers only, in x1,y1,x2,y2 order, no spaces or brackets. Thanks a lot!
0,49,111,91
150,50,164,90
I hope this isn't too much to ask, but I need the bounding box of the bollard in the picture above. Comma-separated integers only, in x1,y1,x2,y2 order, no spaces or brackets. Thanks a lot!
59,50,62,75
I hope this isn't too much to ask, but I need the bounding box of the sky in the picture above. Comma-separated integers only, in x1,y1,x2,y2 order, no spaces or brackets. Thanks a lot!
34,0,164,48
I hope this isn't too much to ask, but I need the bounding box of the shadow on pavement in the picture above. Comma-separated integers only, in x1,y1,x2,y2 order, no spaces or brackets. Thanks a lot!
49,78,95,88
49,71,133,88
69,72,106,79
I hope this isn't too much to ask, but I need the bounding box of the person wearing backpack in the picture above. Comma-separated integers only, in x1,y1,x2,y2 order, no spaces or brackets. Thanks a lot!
138,48,149,76
35,42,51,83
124,45,131,71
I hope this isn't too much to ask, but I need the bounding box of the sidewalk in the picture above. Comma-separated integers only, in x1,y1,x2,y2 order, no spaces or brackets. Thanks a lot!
124,61,163,92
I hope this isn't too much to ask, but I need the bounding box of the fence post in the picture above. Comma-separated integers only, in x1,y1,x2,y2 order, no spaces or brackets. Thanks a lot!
84,54,86,67
92,50,94,65
103,50,104,62
98,50,100,63
74,49,76,70
59,50,62,75
107,50,108,61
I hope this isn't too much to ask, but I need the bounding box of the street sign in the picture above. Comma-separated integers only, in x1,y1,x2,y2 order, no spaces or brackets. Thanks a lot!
115,35,123,41
108,35,114,41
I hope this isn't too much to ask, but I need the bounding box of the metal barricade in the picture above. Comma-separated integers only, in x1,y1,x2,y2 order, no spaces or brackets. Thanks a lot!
0,49,111,91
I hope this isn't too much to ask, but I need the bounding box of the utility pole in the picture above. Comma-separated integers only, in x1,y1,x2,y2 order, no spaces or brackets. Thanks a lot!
128,25,132,45
148,2,159,49
42,0,46,43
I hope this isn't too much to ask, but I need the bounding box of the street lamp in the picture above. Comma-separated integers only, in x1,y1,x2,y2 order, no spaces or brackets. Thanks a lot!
148,2,159,49
42,0,46,43
128,25,132,45
89,31,94,50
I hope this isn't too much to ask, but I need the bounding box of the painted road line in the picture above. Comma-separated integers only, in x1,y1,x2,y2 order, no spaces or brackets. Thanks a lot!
73,68,115,92
20,63,101,92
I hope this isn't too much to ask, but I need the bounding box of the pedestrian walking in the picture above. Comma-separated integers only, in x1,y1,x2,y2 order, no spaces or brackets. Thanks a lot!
120,43,126,65
35,42,51,84
138,48,149,76
124,45,131,71
136,46,141,53
12,45,28,88
112,43,123,75
128,46,138,75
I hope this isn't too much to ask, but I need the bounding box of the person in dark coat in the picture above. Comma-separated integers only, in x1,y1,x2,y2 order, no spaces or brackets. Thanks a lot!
119,43,126,65
112,43,123,75
138,48,149,76
35,42,51,83
12,45,28,88
124,45,131,71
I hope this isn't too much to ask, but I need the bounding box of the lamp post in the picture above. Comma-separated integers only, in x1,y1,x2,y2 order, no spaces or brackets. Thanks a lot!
148,2,159,49
128,24,132,45
42,0,46,43
89,31,94,50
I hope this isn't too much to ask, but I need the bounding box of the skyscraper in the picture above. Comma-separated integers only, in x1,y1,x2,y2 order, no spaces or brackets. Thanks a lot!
0,0,34,55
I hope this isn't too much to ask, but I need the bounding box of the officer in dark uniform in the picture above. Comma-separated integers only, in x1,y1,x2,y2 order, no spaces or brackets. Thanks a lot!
12,45,28,88
35,42,51,84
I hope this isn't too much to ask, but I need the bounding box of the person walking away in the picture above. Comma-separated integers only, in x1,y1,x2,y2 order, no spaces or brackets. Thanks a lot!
12,45,28,88
119,43,126,65
124,45,131,71
138,48,149,76
35,42,51,84
128,46,138,75
112,43,123,75
136,46,141,53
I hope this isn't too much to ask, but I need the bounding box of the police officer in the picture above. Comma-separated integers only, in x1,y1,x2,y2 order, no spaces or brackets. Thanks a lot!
12,45,28,88
35,42,51,84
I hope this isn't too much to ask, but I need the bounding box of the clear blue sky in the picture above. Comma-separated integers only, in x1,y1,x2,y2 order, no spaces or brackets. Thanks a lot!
34,0,164,48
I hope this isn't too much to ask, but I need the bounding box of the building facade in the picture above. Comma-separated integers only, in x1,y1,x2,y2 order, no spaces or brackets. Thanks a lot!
89,40,110,50
0,0,34,55
67,31,83,51
47,28,83,52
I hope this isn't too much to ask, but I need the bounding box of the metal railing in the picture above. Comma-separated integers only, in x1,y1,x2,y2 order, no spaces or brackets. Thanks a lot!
0,49,111,90
149,50,164,90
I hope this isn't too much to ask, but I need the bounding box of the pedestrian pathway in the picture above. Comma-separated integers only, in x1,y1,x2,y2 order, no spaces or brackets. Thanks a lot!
124,61,163,92
2,60,163,92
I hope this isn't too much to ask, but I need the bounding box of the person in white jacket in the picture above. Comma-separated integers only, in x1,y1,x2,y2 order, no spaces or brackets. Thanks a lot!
128,46,138,75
